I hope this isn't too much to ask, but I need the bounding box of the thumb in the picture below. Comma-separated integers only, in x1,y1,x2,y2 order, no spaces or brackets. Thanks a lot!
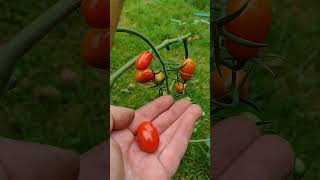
110,105,135,132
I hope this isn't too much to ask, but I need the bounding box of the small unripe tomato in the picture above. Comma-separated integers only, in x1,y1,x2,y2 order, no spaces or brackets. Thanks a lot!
179,58,195,81
211,66,249,100
135,51,153,70
136,121,160,153
135,69,154,83
81,0,108,29
175,82,188,94
80,29,108,69
154,71,165,85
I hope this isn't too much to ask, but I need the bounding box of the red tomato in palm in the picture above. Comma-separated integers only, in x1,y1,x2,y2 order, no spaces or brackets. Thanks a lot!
175,82,188,94
179,58,196,81
80,29,108,69
135,69,154,83
224,0,272,60
135,51,153,70
137,121,160,153
81,0,108,29
211,66,249,100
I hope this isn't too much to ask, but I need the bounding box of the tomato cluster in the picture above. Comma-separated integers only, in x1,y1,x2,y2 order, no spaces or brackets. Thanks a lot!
134,50,196,95
80,0,108,69
136,121,160,153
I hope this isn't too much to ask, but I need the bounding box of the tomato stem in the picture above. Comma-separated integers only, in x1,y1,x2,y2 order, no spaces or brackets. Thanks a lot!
0,0,81,94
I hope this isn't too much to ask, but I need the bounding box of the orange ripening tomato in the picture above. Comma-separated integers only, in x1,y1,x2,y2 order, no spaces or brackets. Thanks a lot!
80,29,108,69
137,121,160,153
135,69,154,83
179,58,196,81
224,0,272,60
135,51,153,70
175,82,188,94
81,0,108,29
211,66,249,100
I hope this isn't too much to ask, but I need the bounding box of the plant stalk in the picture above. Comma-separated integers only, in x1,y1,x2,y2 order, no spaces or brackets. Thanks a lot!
0,0,81,94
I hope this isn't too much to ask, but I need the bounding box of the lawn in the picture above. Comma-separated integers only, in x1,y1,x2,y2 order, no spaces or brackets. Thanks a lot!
0,0,106,153
110,0,210,178
214,0,320,179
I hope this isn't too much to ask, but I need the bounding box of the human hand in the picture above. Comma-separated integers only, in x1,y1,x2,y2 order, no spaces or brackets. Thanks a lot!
0,138,79,180
110,96,202,180
212,117,295,180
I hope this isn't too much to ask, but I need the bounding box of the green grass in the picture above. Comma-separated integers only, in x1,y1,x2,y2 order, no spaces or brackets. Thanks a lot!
111,0,210,178
0,1,106,153
215,0,320,179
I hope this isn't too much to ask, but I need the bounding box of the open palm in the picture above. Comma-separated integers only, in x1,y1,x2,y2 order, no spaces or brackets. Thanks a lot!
111,96,202,180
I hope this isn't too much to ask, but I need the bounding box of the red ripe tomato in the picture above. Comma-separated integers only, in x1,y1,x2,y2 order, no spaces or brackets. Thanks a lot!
81,0,108,29
211,66,249,100
179,58,196,81
80,29,108,69
136,121,160,153
175,82,188,94
135,69,154,83
135,51,153,70
224,0,272,60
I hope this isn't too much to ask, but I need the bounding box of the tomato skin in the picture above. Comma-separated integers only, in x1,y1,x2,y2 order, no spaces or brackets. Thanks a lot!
135,52,153,70
135,69,154,83
224,0,272,60
175,82,188,94
81,0,108,29
179,58,196,81
80,29,108,69
211,66,249,100
154,71,165,85
137,121,160,153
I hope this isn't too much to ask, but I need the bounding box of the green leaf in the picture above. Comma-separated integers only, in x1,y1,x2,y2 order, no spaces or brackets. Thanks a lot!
221,29,269,48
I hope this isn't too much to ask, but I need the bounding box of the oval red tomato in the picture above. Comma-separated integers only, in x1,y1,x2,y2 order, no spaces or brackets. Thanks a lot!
211,66,249,100
224,0,272,60
179,58,195,81
175,82,188,94
135,69,154,83
81,0,108,29
80,29,108,69
137,121,160,153
135,51,153,70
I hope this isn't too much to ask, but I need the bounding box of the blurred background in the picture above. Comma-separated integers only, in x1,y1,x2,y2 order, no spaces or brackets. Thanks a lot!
0,0,106,153
214,0,320,178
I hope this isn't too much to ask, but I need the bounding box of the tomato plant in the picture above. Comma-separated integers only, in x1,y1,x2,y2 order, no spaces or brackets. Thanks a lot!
175,82,188,94
179,58,196,81
211,66,248,100
135,69,154,83
224,0,272,60
136,121,160,153
80,29,108,69
135,51,153,70
81,0,108,29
